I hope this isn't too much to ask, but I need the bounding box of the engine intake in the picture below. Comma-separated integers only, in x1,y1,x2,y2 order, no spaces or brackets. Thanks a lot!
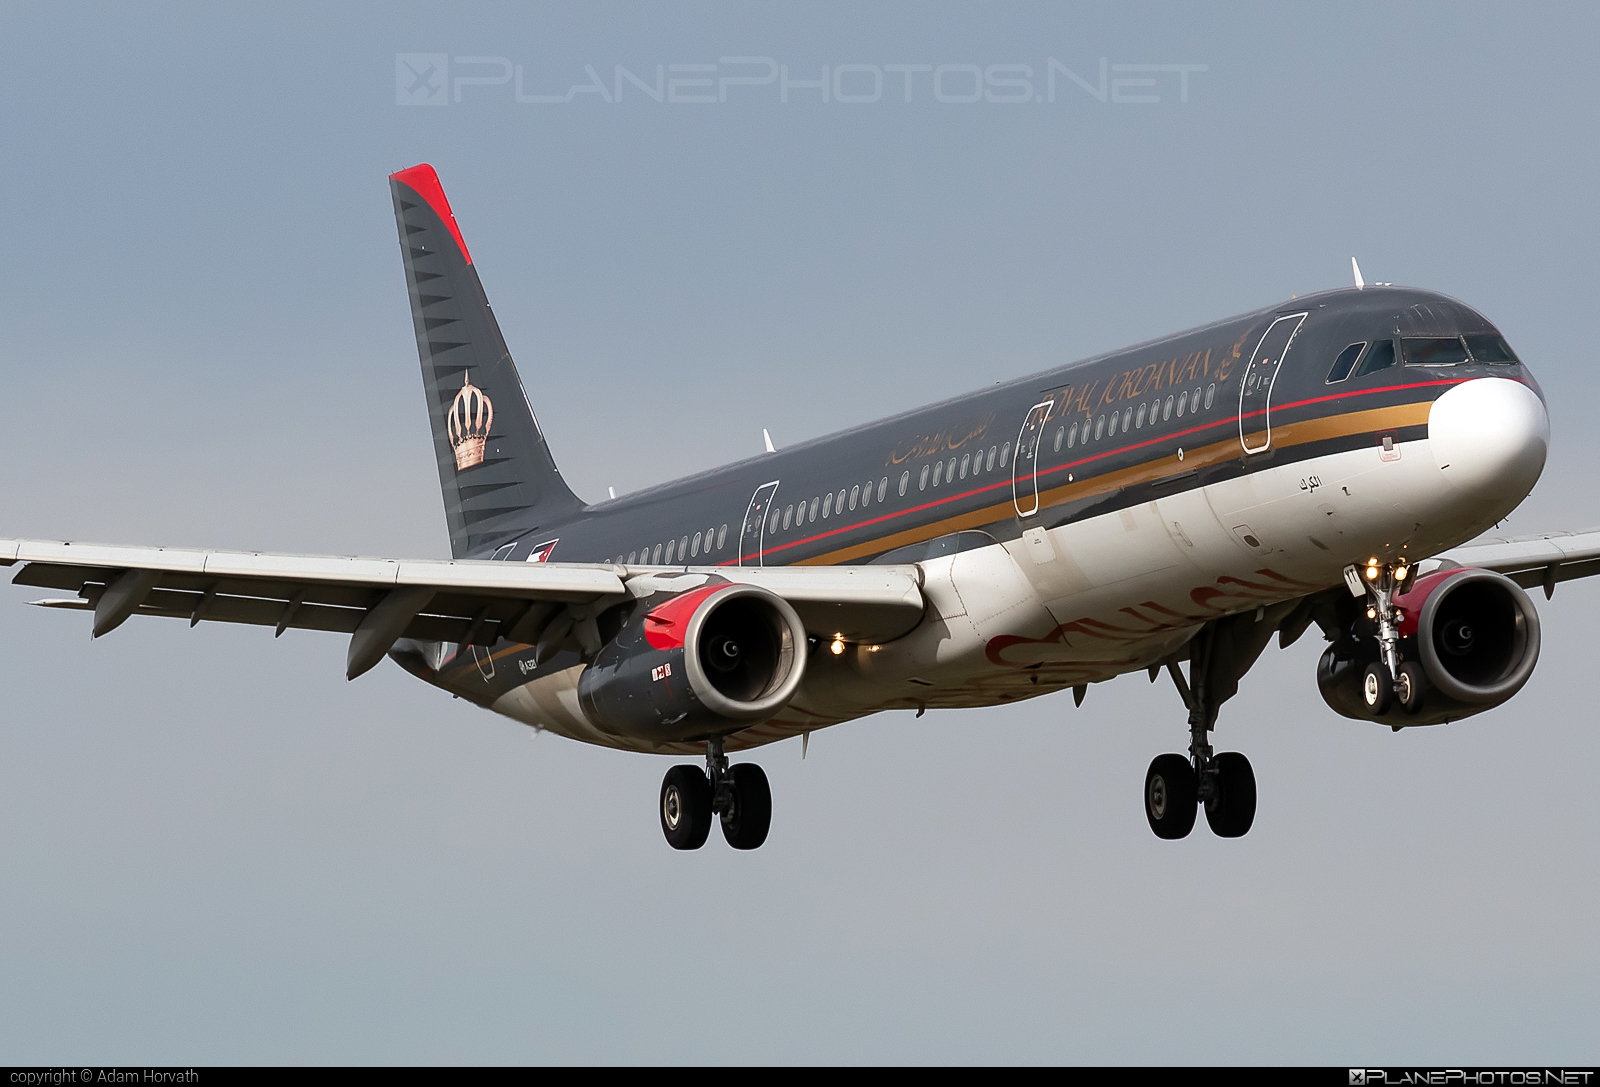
577,581,808,743
1410,568,1540,703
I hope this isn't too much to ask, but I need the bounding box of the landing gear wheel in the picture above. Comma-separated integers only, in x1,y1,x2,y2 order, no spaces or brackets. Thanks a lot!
661,765,713,850
1395,661,1427,714
1362,662,1394,716
1204,751,1257,838
720,763,772,850
1145,754,1197,840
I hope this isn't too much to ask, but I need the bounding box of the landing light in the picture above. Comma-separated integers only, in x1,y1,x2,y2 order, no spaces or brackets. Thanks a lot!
1367,607,1377,619
830,635,845,656
1366,564,1379,580
1395,564,1409,581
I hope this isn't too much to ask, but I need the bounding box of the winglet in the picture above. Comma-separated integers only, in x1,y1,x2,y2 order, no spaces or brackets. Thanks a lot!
1352,256,1365,290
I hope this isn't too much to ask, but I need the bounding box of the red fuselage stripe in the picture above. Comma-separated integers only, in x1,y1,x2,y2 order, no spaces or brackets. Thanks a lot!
718,376,1470,565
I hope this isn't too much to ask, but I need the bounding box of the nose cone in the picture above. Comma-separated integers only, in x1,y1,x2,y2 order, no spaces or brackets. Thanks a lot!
1429,377,1549,508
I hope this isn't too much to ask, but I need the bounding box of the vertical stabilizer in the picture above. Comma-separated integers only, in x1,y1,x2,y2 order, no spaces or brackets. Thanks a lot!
389,164,582,558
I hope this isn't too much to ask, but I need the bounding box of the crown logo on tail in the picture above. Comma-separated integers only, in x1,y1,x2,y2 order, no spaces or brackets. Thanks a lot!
447,371,493,471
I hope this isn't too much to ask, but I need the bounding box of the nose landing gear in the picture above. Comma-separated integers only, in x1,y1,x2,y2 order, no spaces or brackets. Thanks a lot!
1353,559,1422,718
659,736,773,850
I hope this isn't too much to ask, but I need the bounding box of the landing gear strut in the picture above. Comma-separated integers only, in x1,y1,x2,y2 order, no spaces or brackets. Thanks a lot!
659,737,772,850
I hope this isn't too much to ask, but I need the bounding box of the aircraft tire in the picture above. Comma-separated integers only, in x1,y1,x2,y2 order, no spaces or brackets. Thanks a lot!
720,763,772,850
1362,662,1394,716
661,765,713,850
1145,754,1197,840
1204,751,1257,838
1396,661,1427,714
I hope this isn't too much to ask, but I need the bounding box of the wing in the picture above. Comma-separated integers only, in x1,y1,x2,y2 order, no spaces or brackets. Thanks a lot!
0,539,925,679
1432,525,1600,598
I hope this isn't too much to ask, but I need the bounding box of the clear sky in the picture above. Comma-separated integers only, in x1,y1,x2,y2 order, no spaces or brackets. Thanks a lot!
2,0,1598,1064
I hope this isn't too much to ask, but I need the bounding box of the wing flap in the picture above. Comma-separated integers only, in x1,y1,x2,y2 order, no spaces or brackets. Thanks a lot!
3,538,929,673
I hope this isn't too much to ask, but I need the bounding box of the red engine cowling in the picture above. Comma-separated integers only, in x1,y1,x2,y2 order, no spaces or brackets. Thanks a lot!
577,580,809,744
1318,566,1541,727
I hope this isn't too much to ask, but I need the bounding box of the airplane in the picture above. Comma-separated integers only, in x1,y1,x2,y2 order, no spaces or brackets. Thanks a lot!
4,162,1587,850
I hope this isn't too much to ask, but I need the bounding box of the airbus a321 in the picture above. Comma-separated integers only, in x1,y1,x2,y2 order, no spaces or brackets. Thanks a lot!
7,164,1583,849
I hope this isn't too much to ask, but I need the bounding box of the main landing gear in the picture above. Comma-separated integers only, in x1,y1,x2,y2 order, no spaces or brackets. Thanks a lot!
659,737,772,850
1143,608,1293,841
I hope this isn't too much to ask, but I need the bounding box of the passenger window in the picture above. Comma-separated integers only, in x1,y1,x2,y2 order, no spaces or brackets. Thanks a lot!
947,457,956,482
837,488,846,511
1065,422,1076,448
1326,341,1366,383
987,445,997,470
932,461,943,486
1123,407,1133,432
1000,443,1010,466
1107,411,1118,436
783,504,794,530
768,509,780,533
1094,415,1105,440
1135,403,1147,428
717,524,727,549
1163,394,1173,420
810,497,820,521
691,533,701,557
627,550,637,564
899,471,910,496
1463,333,1518,363
1354,339,1396,378
823,492,833,517
652,543,663,564
919,464,930,491
1053,426,1064,452
960,453,970,479
1175,391,1186,417
861,480,872,507
850,485,860,509
666,539,677,563
680,535,688,556
1204,384,1215,409
1192,387,1202,410
1402,336,1470,366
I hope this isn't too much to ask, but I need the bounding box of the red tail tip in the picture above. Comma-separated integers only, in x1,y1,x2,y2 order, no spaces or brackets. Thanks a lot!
390,163,473,265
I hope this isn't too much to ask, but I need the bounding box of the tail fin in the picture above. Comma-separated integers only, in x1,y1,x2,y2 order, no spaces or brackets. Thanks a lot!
389,164,582,558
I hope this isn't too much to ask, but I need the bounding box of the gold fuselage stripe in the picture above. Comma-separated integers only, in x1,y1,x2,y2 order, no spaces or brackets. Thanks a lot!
749,384,1450,568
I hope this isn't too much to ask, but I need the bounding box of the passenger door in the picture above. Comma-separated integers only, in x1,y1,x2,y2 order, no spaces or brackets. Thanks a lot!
1238,313,1306,455
1012,387,1070,518
739,481,780,567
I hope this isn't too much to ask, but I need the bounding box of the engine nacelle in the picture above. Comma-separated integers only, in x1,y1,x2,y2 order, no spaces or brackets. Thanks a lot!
1318,566,1541,727
577,581,809,743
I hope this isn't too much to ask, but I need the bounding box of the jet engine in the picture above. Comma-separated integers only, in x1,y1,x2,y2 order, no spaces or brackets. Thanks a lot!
1317,566,1541,727
577,581,809,743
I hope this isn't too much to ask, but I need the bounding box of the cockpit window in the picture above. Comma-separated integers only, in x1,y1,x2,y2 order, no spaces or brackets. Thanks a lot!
1353,339,1396,378
1463,333,1518,364
1326,341,1366,383
1403,336,1471,366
